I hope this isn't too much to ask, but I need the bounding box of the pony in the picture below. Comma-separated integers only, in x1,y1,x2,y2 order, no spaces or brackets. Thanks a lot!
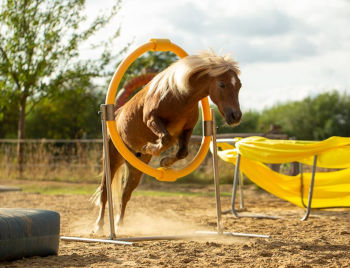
92,50,242,233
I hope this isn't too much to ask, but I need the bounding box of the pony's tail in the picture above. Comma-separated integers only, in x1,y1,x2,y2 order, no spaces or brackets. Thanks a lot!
90,184,102,206
112,162,129,216
90,162,129,212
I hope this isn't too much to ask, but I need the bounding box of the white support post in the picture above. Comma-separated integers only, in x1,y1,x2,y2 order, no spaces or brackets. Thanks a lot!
100,104,116,240
210,108,223,234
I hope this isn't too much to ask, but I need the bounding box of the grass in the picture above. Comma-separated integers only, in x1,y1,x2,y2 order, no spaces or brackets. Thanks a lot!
21,184,97,195
134,190,232,197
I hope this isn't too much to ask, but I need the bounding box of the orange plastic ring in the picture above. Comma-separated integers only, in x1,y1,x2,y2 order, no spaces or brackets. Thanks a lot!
106,39,211,181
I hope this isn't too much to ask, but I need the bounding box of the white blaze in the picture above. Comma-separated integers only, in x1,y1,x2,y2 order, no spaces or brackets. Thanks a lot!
231,76,236,87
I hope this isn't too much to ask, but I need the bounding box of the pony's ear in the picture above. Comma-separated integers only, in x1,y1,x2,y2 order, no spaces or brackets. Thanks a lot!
188,70,211,85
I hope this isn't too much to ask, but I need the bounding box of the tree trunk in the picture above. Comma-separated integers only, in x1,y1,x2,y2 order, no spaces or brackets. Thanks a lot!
17,95,27,178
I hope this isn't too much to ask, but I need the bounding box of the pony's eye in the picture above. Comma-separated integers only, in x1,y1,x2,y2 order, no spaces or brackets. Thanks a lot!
218,81,225,89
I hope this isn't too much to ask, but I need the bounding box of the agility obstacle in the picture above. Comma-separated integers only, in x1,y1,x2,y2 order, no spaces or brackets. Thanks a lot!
216,137,350,221
0,209,60,261
61,39,269,245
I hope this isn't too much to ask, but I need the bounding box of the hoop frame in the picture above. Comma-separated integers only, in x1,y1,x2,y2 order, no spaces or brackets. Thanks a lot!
106,39,211,181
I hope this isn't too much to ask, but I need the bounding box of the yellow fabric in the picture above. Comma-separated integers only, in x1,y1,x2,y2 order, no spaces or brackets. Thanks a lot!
217,138,350,208
235,136,350,168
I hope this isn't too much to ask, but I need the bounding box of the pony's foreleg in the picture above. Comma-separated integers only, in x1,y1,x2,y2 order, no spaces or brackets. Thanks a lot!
93,138,124,234
143,114,171,155
117,153,152,226
160,129,192,167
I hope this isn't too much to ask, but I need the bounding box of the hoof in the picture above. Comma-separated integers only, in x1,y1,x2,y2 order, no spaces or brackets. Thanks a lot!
161,134,172,146
142,142,161,156
160,157,175,167
114,215,123,233
93,223,104,235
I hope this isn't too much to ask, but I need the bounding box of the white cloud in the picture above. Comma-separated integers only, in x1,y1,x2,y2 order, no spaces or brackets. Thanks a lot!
86,0,350,110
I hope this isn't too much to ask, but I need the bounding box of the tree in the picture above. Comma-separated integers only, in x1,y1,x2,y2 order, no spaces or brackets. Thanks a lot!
0,0,124,175
258,91,350,140
0,88,18,138
227,110,260,133
26,80,104,139
26,51,178,139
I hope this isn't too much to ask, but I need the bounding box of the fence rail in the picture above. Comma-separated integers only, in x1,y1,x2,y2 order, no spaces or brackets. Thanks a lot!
0,133,288,144
0,139,103,143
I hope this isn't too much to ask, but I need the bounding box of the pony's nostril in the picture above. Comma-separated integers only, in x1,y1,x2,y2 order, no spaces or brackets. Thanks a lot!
234,111,242,121
224,107,241,125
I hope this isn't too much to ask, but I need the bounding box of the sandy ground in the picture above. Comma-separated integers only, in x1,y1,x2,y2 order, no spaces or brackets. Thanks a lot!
1,182,350,267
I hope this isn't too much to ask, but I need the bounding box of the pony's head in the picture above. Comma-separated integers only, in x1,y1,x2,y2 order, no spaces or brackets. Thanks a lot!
207,68,242,126
188,51,242,126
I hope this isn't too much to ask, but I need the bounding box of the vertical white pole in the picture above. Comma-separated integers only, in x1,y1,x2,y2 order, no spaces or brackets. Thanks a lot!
100,104,116,240
210,108,223,234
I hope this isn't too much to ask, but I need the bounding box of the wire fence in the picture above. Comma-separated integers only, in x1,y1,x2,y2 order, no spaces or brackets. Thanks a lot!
0,139,103,182
0,133,290,183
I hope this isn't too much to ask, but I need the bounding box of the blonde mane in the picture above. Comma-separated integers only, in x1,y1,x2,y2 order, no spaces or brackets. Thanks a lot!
146,50,240,99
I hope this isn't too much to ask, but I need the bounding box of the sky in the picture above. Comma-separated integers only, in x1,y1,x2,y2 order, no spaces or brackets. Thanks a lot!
86,0,350,111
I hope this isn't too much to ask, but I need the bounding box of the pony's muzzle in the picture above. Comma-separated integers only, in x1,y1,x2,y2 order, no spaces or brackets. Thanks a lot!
224,107,242,125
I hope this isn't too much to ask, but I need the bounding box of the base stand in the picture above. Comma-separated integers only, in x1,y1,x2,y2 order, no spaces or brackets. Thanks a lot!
196,231,270,239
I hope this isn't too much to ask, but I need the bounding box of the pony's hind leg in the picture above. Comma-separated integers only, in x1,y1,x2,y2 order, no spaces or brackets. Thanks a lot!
93,138,124,234
117,153,152,227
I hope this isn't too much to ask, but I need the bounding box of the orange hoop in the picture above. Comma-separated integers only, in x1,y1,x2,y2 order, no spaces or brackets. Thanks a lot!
106,39,212,181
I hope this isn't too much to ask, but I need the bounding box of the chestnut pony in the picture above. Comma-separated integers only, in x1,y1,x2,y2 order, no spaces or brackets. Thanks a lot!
93,50,242,233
